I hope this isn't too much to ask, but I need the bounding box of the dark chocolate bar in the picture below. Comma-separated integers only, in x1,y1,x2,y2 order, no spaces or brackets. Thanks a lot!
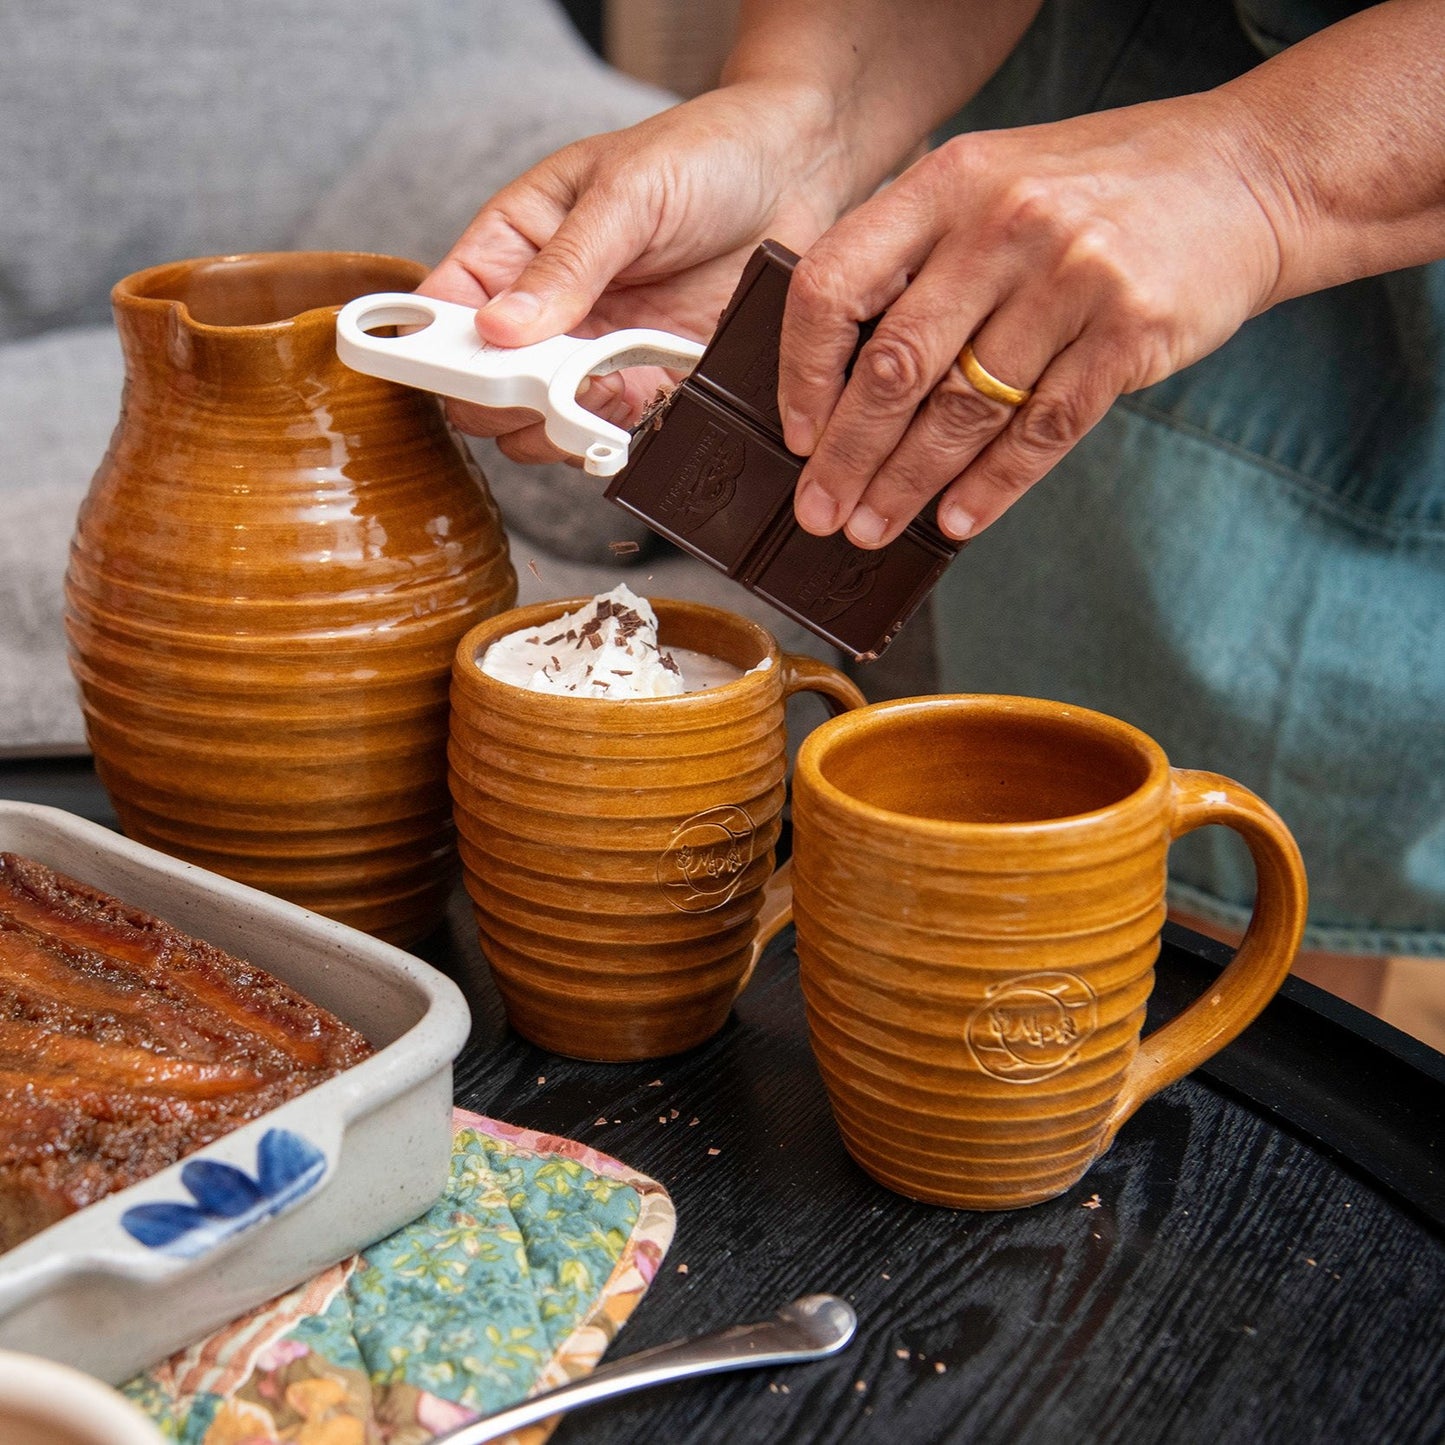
605,240,962,660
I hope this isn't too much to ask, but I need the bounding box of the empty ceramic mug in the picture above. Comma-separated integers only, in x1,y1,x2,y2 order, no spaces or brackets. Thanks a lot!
790,694,1308,1210
449,597,866,1060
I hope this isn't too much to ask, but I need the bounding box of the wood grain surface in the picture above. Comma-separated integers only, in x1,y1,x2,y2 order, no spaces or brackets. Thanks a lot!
430,889,1445,1445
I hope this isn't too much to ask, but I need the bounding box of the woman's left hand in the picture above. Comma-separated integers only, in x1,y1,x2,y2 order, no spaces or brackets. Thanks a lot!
780,91,1285,547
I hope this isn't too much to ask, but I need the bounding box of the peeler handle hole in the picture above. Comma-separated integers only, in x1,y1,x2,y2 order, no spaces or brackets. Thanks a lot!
353,300,437,337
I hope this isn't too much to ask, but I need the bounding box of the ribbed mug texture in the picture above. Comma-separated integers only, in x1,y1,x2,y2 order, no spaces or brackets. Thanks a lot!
66,252,516,945
449,598,860,1061
792,695,1305,1210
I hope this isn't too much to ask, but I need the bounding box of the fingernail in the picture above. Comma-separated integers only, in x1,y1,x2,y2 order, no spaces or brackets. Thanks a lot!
783,407,819,457
938,501,977,540
847,506,888,547
482,290,541,326
795,485,841,534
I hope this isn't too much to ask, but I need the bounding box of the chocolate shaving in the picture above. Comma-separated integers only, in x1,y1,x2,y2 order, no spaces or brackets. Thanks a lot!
637,384,676,433
660,651,681,675
543,633,565,645
609,540,641,555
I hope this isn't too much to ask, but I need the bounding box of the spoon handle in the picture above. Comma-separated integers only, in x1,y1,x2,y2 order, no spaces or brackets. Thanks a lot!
432,1297,855,1445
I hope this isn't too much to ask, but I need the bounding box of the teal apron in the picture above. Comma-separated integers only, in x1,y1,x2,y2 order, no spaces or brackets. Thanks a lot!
932,0,1445,955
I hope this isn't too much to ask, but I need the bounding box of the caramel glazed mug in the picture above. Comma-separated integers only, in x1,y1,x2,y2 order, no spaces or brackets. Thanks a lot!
787,694,1308,1210
449,597,867,1061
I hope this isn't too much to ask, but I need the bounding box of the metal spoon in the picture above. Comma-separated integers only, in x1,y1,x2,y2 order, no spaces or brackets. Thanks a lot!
430,1293,858,1444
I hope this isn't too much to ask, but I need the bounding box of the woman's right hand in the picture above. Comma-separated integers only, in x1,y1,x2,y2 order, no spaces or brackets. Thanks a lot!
417,80,847,465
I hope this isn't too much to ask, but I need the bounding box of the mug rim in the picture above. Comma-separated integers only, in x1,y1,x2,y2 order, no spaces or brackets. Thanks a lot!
452,594,782,709
795,693,1171,836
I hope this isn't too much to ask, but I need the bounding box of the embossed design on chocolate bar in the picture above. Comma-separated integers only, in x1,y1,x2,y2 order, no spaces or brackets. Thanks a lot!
657,804,757,912
738,345,779,410
795,538,887,623
657,421,745,534
965,972,1098,1083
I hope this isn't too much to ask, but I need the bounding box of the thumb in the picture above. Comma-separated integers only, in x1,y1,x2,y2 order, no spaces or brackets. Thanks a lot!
474,199,645,346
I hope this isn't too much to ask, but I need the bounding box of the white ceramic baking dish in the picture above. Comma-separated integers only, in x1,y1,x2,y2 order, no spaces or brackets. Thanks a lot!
0,800,471,1384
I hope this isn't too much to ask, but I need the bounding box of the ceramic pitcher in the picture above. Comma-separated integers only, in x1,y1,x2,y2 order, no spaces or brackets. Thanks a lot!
65,251,517,945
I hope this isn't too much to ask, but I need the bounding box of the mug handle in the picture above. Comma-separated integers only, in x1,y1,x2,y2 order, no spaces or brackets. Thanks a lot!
732,653,868,998
1101,768,1308,1145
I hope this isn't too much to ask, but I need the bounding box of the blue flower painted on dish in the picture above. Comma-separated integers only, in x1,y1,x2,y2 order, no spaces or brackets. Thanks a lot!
121,1128,326,1258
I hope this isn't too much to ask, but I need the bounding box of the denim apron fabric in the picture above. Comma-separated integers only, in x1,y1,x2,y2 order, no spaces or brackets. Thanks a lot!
932,0,1445,955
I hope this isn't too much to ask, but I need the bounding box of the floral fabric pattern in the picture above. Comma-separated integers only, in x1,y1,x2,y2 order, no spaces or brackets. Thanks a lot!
123,1109,675,1445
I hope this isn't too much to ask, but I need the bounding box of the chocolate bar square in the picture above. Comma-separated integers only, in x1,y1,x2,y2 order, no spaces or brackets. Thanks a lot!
606,240,963,660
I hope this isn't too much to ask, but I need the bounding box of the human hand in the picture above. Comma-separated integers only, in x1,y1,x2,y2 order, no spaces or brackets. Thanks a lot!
418,81,844,466
780,92,1286,547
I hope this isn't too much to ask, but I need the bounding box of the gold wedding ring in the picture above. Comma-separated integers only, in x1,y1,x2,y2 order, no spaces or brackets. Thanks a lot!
958,342,1033,407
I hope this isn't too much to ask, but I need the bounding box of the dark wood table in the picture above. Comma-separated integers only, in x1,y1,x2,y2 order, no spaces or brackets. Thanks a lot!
9,758,1445,1444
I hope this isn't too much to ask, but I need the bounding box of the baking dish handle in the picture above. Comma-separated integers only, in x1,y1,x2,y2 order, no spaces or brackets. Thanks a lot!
0,1119,340,1304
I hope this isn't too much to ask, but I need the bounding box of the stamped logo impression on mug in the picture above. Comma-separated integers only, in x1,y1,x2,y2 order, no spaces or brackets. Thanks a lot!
966,972,1099,1083
657,805,758,913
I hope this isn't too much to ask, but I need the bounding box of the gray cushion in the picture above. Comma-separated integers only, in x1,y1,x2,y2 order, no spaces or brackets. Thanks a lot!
294,37,673,268
0,326,123,752
0,0,605,340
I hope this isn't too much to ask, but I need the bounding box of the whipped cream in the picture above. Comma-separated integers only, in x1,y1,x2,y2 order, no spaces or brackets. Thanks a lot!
480,584,754,698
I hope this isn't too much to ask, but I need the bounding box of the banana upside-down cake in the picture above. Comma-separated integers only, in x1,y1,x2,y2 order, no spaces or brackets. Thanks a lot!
0,852,373,1250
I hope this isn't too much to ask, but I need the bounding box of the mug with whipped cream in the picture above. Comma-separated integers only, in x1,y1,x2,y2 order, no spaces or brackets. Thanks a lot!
449,586,866,1060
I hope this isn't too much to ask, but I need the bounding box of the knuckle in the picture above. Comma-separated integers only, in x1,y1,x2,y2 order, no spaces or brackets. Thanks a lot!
932,133,988,186
975,456,1038,503
1013,390,1088,454
930,381,1007,443
528,230,593,290
992,178,1078,252
789,253,850,323
815,430,877,481
857,325,931,405
883,463,949,510
1065,226,1169,325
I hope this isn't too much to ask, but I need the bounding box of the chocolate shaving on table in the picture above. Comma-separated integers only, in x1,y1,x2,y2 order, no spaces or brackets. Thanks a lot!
609,540,640,555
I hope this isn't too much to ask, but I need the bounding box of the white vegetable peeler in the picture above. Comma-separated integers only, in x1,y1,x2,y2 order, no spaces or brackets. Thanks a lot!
335,293,705,477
